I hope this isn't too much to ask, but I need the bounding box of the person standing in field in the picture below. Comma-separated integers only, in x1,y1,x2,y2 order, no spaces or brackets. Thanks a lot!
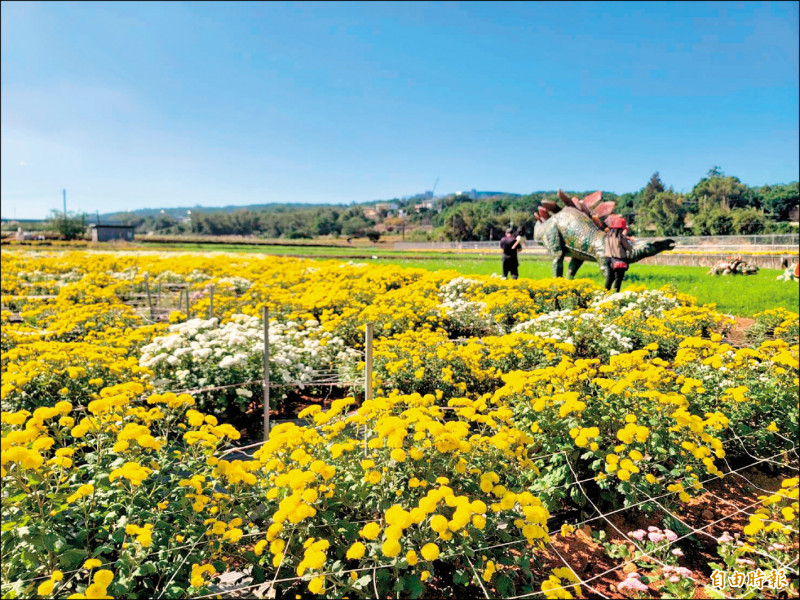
603,217,633,293
500,228,521,279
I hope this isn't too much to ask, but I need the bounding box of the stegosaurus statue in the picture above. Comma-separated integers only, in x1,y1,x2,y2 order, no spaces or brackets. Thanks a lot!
532,189,676,278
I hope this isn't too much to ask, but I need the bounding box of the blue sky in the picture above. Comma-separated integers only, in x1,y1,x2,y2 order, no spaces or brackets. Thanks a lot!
1,1,798,219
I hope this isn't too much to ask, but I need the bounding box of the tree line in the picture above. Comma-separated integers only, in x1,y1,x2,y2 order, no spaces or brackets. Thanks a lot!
141,205,381,239
435,168,798,240
36,167,799,241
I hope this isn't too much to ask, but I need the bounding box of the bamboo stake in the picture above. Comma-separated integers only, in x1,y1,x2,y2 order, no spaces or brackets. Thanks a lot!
263,305,270,441
363,322,373,454
144,275,153,320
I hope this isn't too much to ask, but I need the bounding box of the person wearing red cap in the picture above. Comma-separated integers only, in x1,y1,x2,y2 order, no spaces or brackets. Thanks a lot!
603,217,633,293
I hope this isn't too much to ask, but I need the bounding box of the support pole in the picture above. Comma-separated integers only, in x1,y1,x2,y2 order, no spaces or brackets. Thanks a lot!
208,285,214,319
263,305,270,441
363,322,373,454
185,286,191,320
365,322,373,402
144,275,153,321
156,281,161,307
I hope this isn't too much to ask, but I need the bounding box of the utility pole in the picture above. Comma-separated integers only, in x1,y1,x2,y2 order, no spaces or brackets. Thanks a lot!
63,189,66,216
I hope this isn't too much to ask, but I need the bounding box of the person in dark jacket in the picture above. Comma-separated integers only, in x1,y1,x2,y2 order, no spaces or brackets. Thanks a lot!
500,229,520,279
603,217,633,293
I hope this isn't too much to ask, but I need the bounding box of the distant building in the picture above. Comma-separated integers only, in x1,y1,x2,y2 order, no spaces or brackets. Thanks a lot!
89,224,135,242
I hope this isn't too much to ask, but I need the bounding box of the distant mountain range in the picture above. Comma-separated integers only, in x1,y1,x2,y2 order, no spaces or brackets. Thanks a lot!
98,191,522,220
0,191,524,223
99,202,348,220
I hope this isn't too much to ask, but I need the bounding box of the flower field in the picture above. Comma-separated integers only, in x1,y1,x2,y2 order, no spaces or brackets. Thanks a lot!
1,249,798,599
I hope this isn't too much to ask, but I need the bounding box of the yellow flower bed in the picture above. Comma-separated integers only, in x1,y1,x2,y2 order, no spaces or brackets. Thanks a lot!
1,248,797,599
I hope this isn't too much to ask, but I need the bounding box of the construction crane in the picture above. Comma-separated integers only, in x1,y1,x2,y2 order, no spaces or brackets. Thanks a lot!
431,177,439,198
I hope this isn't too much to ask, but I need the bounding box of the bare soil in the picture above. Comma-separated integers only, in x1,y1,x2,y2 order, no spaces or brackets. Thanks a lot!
726,317,756,347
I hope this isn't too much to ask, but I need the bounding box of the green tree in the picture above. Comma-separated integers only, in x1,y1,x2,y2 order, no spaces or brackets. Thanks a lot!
314,213,339,236
341,214,372,237
755,182,799,221
689,167,753,212
47,210,88,240
633,173,679,235
692,208,734,235
731,208,767,234
638,190,687,236
615,192,637,222
639,172,666,206
445,209,473,241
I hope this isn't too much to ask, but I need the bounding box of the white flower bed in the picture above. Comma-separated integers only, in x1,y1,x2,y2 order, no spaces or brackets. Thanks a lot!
439,277,498,336
140,314,360,408
512,290,683,358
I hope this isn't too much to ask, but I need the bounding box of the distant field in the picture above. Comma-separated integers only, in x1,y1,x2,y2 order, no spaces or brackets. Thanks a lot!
140,242,800,316
375,256,799,317
123,241,454,259
5,240,797,316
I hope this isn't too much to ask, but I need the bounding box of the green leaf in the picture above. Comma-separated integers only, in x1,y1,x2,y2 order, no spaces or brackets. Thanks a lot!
453,571,470,585
496,574,513,596
42,533,60,552
134,562,158,576
704,586,727,599
94,545,116,557
164,585,186,599
21,549,39,569
58,548,87,569
406,576,424,599
570,485,586,506
30,533,48,552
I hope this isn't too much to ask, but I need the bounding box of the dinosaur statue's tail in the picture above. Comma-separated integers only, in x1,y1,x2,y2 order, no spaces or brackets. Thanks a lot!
534,190,624,231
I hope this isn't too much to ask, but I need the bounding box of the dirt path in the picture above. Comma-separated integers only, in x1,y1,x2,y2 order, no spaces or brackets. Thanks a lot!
725,317,755,347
